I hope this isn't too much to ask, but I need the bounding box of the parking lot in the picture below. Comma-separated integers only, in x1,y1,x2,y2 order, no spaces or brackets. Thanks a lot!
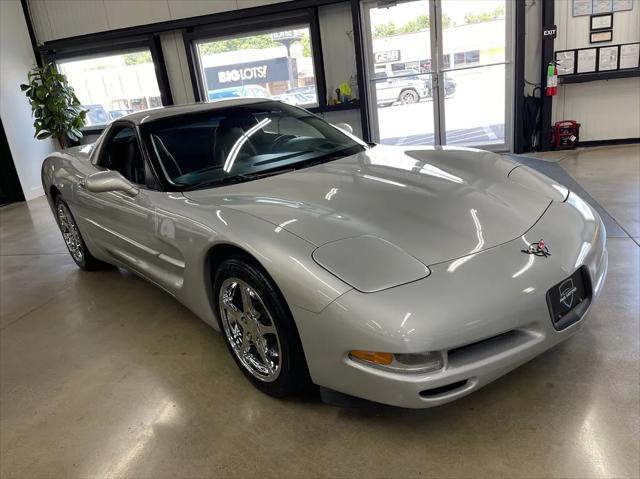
377,65,506,147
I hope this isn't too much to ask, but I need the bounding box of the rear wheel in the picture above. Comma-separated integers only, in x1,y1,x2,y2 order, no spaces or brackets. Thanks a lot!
55,198,105,270
399,89,419,104
214,257,311,397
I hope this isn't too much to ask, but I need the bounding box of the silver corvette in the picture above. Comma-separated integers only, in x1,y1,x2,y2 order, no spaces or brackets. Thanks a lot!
42,99,608,408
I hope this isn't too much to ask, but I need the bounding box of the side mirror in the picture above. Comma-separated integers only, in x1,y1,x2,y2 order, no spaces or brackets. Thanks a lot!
334,122,354,134
84,171,138,197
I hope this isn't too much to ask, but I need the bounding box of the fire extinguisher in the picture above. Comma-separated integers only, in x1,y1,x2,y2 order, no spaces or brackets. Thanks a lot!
546,62,558,96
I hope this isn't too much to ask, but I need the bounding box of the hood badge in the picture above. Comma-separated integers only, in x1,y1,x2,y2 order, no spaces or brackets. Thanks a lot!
522,239,551,257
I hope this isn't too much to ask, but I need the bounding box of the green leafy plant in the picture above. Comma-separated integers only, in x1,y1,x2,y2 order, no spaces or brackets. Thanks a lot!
20,63,87,149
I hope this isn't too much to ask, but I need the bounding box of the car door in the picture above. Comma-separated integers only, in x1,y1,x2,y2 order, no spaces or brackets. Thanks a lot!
75,122,177,290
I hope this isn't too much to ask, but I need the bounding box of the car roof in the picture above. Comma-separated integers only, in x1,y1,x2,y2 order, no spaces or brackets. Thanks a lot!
121,98,272,125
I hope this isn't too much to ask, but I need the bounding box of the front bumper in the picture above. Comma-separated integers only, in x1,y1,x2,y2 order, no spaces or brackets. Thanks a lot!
293,195,607,408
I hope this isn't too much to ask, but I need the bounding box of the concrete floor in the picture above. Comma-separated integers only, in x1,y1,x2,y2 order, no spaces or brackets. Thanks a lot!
1,144,638,478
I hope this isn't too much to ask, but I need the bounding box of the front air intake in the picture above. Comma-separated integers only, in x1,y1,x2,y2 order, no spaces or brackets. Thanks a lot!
419,380,468,397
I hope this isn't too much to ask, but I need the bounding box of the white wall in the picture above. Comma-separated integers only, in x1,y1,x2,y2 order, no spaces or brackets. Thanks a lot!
552,0,640,141
319,2,358,103
27,0,288,44
160,31,196,105
0,0,56,200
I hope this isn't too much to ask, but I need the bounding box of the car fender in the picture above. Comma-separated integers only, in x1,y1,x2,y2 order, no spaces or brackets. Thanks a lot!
150,196,352,330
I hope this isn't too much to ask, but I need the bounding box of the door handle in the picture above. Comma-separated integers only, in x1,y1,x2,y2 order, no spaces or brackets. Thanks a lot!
78,178,86,190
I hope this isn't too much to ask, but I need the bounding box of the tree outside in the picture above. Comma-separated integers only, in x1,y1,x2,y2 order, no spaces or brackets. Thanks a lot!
372,6,506,39
464,6,505,24
199,33,311,57
373,14,453,38
123,51,153,65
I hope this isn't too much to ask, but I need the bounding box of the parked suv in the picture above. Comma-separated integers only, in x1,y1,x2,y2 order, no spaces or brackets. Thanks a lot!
374,70,428,107
425,74,457,99
374,70,457,107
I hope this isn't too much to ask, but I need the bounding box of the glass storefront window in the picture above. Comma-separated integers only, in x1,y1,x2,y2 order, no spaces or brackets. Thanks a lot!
195,26,318,108
441,0,506,70
57,49,163,128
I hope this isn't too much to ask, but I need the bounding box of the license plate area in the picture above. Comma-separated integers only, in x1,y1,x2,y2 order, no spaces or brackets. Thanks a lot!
546,267,592,331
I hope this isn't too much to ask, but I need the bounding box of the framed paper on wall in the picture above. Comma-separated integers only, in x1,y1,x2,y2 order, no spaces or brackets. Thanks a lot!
612,0,633,11
573,0,593,16
576,48,598,73
593,0,613,13
590,13,613,30
619,42,640,69
598,45,620,70
555,50,577,75
590,29,613,43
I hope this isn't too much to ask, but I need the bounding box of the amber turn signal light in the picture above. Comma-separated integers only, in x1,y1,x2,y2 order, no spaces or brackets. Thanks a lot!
349,350,393,365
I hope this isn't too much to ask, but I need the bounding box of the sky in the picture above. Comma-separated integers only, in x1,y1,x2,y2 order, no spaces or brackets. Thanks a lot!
369,0,506,27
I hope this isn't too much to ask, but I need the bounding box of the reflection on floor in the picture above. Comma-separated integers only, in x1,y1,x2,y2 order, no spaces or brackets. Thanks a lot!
382,122,505,146
1,144,638,478
510,153,628,237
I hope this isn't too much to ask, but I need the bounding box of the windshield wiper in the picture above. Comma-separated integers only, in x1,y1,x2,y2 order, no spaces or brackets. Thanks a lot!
182,174,254,191
244,168,296,179
182,168,296,191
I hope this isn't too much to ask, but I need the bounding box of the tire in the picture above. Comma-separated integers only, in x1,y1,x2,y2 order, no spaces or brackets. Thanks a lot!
54,197,105,270
214,256,312,398
399,89,419,104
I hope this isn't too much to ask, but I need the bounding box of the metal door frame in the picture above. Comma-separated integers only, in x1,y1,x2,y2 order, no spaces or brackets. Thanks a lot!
360,0,514,151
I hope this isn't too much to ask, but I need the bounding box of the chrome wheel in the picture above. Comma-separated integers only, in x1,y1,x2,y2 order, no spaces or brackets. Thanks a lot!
401,90,418,104
57,202,84,263
219,278,282,382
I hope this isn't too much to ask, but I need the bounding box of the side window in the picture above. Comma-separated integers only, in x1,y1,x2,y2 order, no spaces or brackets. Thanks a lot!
97,126,145,185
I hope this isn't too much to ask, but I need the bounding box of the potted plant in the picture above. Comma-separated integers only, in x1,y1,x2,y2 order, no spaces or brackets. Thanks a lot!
20,63,87,149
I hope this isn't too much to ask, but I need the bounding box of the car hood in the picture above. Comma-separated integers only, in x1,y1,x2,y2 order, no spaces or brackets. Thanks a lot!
183,146,552,266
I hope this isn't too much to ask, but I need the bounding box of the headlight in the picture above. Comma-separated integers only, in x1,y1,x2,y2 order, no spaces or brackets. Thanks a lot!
349,350,443,374
313,235,430,293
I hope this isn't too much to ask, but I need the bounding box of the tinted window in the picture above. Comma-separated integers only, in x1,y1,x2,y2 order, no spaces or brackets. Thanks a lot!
98,126,146,184
195,26,319,108
141,102,366,190
57,49,163,128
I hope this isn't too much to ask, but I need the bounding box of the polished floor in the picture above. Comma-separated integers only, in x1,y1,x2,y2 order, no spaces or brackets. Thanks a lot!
1,145,639,478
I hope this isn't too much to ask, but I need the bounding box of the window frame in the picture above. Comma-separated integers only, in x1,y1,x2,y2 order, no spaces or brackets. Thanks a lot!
43,36,173,135
93,120,164,190
182,9,327,112
28,0,379,144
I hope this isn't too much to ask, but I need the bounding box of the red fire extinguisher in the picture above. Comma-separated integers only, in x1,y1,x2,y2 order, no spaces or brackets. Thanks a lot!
546,62,558,96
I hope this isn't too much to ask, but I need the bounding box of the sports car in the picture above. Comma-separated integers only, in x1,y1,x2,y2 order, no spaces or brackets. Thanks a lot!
41,99,608,408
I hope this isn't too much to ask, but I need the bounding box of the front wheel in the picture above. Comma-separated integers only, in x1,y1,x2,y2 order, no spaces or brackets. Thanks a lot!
214,257,311,397
55,198,105,270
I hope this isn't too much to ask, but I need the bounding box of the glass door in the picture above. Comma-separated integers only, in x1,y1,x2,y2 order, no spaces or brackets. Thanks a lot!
361,0,512,151
362,0,437,146
438,0,511,149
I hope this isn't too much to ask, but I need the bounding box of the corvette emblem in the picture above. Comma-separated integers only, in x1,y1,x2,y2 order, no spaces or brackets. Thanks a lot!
522,239,551,257
558,278,577,308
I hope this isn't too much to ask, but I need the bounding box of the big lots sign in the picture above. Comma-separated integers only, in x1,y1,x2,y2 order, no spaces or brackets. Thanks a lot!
205,57,290,90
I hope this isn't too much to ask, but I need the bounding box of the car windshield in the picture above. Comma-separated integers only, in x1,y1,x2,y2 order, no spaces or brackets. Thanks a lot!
141,102,366,190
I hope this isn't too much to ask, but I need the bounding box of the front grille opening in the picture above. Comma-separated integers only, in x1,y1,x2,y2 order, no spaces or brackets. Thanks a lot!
446,329,534,368
448,330,519,357
420,380,468,397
